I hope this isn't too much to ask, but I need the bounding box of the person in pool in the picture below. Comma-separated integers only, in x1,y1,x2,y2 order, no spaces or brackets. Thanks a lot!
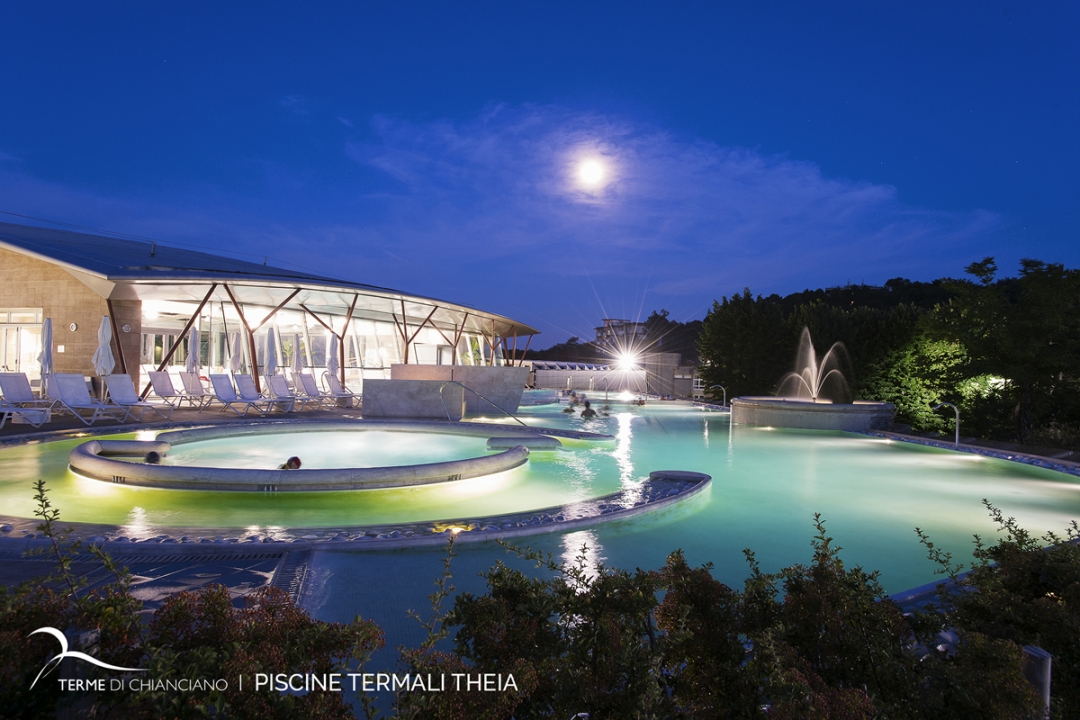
581,400,597,418
278,456,302,470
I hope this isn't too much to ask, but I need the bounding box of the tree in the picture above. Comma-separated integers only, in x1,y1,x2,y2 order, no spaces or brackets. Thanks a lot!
929,258,1080,441
698,290,793,398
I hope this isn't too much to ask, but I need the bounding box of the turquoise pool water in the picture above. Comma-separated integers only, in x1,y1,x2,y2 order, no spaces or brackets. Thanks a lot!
1,401,1078,592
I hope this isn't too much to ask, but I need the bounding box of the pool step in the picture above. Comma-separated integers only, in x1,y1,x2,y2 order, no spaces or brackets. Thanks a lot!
271,550,311,602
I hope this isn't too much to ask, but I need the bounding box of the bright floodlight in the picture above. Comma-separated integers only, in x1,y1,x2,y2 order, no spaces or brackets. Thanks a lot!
579,159,604,186
617,352,638,370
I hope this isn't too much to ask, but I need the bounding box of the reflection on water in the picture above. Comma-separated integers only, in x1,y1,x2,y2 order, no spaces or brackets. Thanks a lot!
120,506,154,539
613,412,636,485
560,529,605,587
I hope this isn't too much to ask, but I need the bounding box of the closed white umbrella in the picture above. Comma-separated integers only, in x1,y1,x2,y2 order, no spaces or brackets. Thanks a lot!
265,329,278,377
327,335,339,381
38,318,53,398
91,316,115,376
185,326,199,376
229,332,242,374
91,316,115,399
291,333,303,377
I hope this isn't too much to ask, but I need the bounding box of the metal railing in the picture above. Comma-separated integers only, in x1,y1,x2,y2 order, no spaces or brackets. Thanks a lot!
438,380,528,427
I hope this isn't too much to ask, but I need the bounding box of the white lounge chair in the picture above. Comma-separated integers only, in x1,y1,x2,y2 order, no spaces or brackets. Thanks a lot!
296,373,336,410
107,374,173,422
208,374,273,417
235,374,293,413
149,371,204,409
267,374,317,411
52,373,126,426
179,371,217,410
0,372,54,427
322,372,359,408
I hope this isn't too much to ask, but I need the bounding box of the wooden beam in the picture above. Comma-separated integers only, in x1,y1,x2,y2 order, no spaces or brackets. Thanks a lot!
398,306,440,364
453,313,468,365
299,304,335,334
518,333,533,366
250,288,302,331
340,294,358,388
300,295,356,388
140,283,217,398
224,284,263,394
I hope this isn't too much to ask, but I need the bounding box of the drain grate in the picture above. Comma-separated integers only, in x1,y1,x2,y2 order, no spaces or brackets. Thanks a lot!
0,550,284,564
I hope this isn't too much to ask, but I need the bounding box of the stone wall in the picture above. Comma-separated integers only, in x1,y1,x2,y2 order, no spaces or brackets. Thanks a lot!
390,364,529,414
0,247,141,384
361,379,465,420
731,397,895,432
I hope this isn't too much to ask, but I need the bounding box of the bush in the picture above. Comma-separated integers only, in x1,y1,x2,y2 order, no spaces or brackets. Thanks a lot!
0,480,383,720
4,483,1071,719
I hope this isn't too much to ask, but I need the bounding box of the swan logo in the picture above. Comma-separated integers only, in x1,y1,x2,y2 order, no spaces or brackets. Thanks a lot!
29,627,146,689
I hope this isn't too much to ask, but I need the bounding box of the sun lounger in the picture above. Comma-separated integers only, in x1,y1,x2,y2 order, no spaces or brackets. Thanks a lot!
267,374,316,411
235,374,293,413
52,373,127,426
0,372,54,405
208,374,273,417
0,372,55,427
322,372,359,408
296,373,336,409
179,371,217,410
149,371,205,409
107,374,173,422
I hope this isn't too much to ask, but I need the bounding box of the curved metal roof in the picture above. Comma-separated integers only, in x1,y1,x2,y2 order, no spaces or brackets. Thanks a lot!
0,221,539,338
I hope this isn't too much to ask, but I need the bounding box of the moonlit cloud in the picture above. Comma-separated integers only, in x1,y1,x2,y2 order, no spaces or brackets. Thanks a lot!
341,104,1003,330
279,95,309,116
0,105,1008,342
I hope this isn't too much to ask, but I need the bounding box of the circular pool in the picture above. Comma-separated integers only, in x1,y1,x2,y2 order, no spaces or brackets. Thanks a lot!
67,422,546,491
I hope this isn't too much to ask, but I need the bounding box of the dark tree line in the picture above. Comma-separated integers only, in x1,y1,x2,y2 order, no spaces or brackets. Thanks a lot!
698,261,1080,446
530,311,703,365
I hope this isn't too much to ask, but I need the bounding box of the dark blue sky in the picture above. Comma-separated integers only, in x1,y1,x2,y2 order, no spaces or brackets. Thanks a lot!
2,2,1077,343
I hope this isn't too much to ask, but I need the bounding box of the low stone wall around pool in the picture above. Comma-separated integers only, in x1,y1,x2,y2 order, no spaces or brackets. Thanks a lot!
0,470,711,551
69,439,530,491
732,397,895,432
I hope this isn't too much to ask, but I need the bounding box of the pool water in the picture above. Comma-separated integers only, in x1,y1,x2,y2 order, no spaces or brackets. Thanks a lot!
161,430,491,470
1,402,1078,592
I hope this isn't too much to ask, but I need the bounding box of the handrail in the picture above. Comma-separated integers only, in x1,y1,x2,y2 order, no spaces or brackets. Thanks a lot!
438,380,529,427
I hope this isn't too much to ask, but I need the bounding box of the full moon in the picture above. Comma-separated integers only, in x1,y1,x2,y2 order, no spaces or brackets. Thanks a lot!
578,159,604,186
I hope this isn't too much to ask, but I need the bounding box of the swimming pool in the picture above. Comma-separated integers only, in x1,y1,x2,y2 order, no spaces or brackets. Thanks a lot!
1,401,1077,592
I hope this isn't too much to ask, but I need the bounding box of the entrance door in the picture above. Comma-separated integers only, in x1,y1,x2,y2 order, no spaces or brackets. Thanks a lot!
0,324,43,380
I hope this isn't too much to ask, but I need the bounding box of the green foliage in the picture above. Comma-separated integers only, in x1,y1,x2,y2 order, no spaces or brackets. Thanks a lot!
698,289,792,398
929,258,1080,441
1,481,384,720
699,261,1080,446
393,516,1053,719
919,501,1080,718
642,309,704,364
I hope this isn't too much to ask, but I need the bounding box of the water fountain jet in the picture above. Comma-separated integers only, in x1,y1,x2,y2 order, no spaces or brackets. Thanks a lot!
731,327,894,431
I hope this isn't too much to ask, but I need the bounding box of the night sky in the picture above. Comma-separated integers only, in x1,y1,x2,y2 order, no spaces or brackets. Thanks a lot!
1,2,1077,343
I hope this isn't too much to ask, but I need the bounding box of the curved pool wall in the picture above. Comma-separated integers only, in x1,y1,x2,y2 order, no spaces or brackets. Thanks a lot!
68,421,561,491
2,403,1079,594
732,396,895,431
